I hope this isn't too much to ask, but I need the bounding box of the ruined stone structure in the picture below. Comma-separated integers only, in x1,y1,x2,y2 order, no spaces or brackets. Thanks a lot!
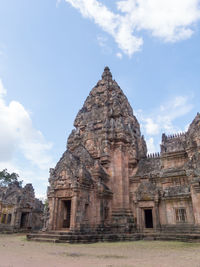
28,67,200,242
0,182,44,232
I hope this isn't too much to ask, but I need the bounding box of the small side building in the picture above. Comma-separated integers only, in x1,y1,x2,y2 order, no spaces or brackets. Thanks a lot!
0,182,44,232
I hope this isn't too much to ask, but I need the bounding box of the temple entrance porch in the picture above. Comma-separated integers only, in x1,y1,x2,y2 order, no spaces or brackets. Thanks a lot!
50,197,75,231
136,200,160,232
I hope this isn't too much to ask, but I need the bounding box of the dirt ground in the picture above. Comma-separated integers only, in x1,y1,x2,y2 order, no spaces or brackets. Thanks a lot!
1,234,200,267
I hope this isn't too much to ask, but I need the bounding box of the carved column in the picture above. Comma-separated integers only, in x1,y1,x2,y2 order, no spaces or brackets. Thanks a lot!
70,189,78,230
28,212,32,229
53,197,58,230
135,201,140,231
48,197,54,230
155,201,160,230
111,143,130,212
191,182,200,225
50,197,55,230
57,198,62,229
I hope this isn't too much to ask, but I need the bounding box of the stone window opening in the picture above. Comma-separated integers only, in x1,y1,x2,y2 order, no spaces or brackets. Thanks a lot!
175,208,187,223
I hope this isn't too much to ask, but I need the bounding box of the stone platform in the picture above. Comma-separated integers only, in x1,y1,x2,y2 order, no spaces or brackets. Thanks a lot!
27,229,200,244
27,231,140,243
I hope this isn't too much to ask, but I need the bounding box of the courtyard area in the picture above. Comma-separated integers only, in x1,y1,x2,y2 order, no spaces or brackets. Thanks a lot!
1,234,200,267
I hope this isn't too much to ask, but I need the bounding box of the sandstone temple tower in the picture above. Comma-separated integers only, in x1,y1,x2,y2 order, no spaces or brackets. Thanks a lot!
44,67,200,239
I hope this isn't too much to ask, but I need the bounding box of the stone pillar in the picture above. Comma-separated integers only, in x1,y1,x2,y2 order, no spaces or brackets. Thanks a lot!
70,192,78,230
163,200,168,225
28,212,32,229
155,202,160,230
111,144,130,211
14,210,21,229
52,197,58,230
11,209,16,227
55,198,59,230
56,199,62,229
135,203,140,231
191,183,200,225
49,197,55,230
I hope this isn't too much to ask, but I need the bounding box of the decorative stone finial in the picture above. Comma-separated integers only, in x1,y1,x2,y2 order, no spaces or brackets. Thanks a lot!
162,133,167,142
101,66,112,81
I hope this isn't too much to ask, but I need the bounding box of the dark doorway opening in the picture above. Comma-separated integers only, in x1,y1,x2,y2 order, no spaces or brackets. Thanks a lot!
144,209,153,228
63,200,71,228
7,214,12,224
20,212,29,228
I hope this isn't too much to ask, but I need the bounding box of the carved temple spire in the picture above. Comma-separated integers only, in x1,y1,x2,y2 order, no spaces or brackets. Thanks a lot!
101,66,112,81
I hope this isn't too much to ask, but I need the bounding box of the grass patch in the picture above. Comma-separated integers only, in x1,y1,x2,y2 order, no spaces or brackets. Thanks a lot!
96,254,127,259
63,252,127,259
61,240,200,253
134,240,200,250
65,252,87,257
60,240,200,250
19,235,27,242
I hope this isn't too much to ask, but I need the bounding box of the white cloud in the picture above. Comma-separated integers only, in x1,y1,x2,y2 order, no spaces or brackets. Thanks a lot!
117,0,200,42
144,118,159,135
158,96,193,127
64,0,143,56
97,35,108,47
184,123,190,132
137,95,194,152
0,79,54,196
116,52,123,59
97,34,113,54
146,137,156,153
64,0,200,56
56,0,61,7
0,79,6,96
0,85,53,169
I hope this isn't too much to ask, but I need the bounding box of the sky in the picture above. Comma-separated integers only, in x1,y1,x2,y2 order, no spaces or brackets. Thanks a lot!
0,0,200,199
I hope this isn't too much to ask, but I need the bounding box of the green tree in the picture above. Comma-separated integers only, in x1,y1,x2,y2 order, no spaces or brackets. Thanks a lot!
0,169,23,187
44,199,48,209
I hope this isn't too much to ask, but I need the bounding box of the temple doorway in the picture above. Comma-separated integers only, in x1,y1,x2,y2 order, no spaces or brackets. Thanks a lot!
144,209,153,228
20,212,29,228
63,200,71,228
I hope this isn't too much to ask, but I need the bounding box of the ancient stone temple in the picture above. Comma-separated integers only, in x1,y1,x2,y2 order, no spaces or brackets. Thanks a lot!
0,182,44,232
29,67,200,242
